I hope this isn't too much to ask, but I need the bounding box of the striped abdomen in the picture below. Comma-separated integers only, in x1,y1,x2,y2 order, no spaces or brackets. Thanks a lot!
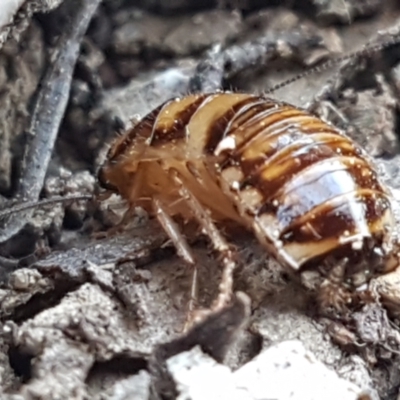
99,92,396,284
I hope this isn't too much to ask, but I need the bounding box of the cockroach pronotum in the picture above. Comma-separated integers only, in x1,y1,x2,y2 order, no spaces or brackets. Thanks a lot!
97,90,399,323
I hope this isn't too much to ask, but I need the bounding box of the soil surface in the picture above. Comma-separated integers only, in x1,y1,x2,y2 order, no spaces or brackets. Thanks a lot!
1,0,400,399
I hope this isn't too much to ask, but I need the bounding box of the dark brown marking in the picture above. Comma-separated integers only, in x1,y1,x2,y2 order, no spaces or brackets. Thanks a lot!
279,190,391,244
233,107,307,153
237,134,355,196
149,95,210,147
240,133,346,176
302,238,386,278
204,97,263,154
270,159,380,224
224,100,274,134
107,102,166,161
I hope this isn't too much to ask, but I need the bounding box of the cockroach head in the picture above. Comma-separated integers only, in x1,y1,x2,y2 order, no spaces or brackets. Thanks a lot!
95,140,118,193
95,123,134,194
96,134,140,198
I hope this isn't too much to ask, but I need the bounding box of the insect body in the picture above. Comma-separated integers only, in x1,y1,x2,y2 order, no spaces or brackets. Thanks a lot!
98,92,399,317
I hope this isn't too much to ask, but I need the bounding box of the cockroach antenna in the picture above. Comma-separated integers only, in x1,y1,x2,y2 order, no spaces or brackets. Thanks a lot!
264,31,400,94
0,194,92,219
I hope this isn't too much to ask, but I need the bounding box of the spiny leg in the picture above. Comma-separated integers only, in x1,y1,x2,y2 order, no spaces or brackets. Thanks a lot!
152,197,200,329
170,170,236,313
318,262,353,316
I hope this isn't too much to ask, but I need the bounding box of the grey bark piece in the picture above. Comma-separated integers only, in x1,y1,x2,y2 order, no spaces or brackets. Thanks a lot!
20,342,94,400
167,342,370,400
234,341,370,400
313,0,384,24
91,64,196,127
1,268,53,315
334,84,398,157
247,287,376,399
12,283,149,398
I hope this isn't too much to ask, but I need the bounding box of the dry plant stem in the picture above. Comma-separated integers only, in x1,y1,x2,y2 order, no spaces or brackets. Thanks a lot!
19,0,101,200
193,27,400,94
222,36,278,79
0,0,101,243
189,36,279,91
189,32,308,92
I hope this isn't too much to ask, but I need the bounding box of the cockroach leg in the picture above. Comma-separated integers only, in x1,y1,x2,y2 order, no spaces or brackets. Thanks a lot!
170,170,236,313
318,262,352,315
153,196,197,278
152,197,200,328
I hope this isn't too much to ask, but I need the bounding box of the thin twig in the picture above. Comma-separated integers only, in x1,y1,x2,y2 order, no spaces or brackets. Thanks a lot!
0,194,92,218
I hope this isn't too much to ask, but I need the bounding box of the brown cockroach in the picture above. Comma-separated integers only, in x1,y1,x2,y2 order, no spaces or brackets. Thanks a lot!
101,27,400,327
97,89,399,321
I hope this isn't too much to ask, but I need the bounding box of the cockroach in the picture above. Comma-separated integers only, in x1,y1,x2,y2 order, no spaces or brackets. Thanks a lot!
97,87,398,322
80,36,400,322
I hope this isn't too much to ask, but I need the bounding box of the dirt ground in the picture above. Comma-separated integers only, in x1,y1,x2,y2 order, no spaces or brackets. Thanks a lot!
1,0,400,399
